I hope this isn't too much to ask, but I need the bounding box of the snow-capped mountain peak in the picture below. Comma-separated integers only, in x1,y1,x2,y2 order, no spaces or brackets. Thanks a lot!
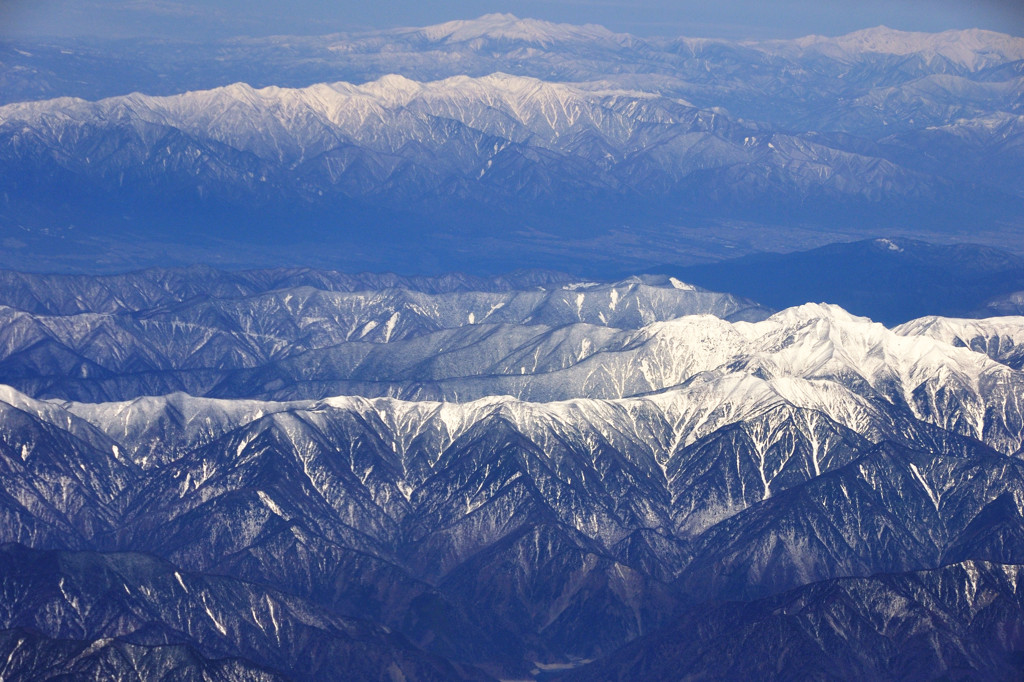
413,12,621,46
773,25,1024,68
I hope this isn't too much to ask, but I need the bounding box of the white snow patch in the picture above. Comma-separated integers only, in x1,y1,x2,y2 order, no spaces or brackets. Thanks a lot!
203,601,228,636
383,312,400,342
909,462,940,509
876,238,904,252
669,277,695,290
257,490,285,516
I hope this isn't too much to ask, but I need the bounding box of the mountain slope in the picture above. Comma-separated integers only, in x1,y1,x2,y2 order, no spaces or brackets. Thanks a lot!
0,544,490,681
557,560,1024,681
0,372,1022,676
0,265,1022,676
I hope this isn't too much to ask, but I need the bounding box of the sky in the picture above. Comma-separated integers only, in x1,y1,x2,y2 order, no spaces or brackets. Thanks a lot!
1,0,1023,40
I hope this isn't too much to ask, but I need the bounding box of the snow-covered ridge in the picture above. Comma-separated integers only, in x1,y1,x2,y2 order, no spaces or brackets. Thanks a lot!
0,67,962,212
5,303,1022,457
377,15,1024,66
0,72,702,158
764,26,1024,68
409,13,627,47
896,314,1024,342
895,315,1024,369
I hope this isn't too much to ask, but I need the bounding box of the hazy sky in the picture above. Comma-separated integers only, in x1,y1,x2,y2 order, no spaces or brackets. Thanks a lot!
1,0,1023,40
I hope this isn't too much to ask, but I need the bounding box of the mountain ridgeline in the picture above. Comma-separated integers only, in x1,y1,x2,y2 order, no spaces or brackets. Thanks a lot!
0,267,1023,679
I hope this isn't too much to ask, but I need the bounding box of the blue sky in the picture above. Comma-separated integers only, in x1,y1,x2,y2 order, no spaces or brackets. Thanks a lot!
1,0,1022,39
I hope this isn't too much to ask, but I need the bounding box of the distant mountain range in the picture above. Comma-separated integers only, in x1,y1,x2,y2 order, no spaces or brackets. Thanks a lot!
669,237,1024,324
1,15,1022,272
0,267,1023,678
5,15,1023,117
1,236,1021,325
